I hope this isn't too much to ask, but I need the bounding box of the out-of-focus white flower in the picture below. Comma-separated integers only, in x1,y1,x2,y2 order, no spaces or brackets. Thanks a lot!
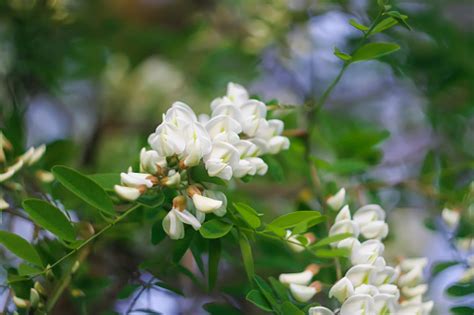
289,282,320,303
279,269,313,286
401,284,428,298
360,220,389,240
329,220,360,239
398,300,433,315
8,159,24,173
337,237,361,251
148,120,186,157
346,265,376,287
35,170,55,183
335,205,351,222
398,266,424,287
285,231,315,253
27,145,46,166
203,141,240,180
327,188,346,211
0,196,9,210
441,208,460,229
267,136,290,154
457,237,474,251
140,148,166,174
377,284,400,300
329,277,354,303
339,294,374,315
460,267,474,283
0,132,12,163
114,185,142,201
353,204,386,226
351,240,385,265
163,196,201,240
308,306,334,315
0,168,15,182
373,293,398,315
399,258,428,273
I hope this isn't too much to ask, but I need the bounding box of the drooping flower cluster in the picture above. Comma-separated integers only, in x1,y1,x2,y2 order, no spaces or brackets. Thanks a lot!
279,188,433,315
114,83,290,239
1,132,48,210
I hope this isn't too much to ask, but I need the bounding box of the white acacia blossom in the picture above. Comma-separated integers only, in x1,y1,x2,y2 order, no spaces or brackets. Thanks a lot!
279,188,432,315
114,82,290,240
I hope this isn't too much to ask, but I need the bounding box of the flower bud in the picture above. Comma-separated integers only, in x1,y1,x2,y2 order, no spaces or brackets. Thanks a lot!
441,208,460,229
0,169,15,182
13,296,30,309
28,144,46,166
30,288,40,309
71,260,81,274
0,196,9,210
35,170,55,183
114,185,141,201
327,188,345,211
401,284,428,298
34,281,47,296
335,205,351,222
329,277,354,303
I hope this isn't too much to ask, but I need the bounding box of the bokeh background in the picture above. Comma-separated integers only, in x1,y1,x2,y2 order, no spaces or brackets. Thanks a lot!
0,0,473,314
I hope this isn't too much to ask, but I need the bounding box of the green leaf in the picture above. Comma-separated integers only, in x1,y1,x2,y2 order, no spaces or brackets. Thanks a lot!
0,231,43,267
269,211,322,229
88,173,120,191
313,248,350,258
137,191,165,208
371,17,398,34
446,282,474,297
432,261,459,276
18,263,42,276
246,289,273,312
208,239,221,291
254,276,279,311
151,220,166,245
352,42,400,62
233,203,261,229
173,230,195,263
334,48,352,61
281,302,304,315
117,284,140,299
190,164,227,186
199,220,233,239
450,306,474,315
349,18,369,31
385,11,412,30
52,166,115,217
314,158,369,174
153,281,184,296
263,156,285,182
22,199,76,242
238,231,254,282
268,277,289,302
311,233,353,248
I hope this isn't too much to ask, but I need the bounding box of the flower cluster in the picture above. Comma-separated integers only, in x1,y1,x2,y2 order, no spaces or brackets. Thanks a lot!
279,188,433,315
1,132,48,209
114,83,290,239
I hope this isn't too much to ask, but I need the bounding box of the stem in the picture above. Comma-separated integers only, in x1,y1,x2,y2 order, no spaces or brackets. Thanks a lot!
8,204,142,284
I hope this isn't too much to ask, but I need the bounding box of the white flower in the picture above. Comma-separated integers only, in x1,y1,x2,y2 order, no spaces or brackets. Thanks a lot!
205,115,241,143
120,170,155,189
337,237,361,251
114,185,142,201
353,204,386,226
377,284,400,300
329,277,354,303
181,121,212,167
329,220,359,239
373,293,398,315
148,120,186,157
441,208,460,229
399,258,428,273
191,194,223,213
340,294,375,315
0,168,15,182
203,190,227,217
360,221,389,240
246,157,268,176
140,148,167,174
346,265,376,287
8,159,24,173
164,101,197,127
240,100,268,137
401,284,428,298
398,301,433,315
289,282,319,303
372,266,397,286
203,141,240,180
163,196,201,240
308,306,334,315
398,266,424,287
354,284,379,296
162,170,180,187
279,270,313,286
327,188,346,211
335,205,351,222
212,102,243,124
211,82,249,109
0,132,12,163
351,240,385,265
0,196,9,210
21,145,46,166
